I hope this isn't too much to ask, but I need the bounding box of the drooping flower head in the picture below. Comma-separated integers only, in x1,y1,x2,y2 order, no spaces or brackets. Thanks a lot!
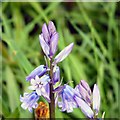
20,91,39,112
55,84,77,113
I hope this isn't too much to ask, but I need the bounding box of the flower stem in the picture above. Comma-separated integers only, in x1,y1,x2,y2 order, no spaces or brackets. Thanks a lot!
49,59,55,119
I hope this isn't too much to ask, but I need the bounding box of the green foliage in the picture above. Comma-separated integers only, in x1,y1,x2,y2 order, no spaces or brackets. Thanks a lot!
1,2,119,119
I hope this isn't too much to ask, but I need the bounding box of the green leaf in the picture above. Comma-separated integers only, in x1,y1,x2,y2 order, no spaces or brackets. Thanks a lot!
5,66,20,112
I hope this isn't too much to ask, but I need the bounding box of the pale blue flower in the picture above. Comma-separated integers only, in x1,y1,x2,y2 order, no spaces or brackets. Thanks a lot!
20,91,39,112
26,65,47,81
28,75,50,102
55,85,77,113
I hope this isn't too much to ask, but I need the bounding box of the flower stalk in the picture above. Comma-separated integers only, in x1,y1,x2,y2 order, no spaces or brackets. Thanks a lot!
49,58,55,119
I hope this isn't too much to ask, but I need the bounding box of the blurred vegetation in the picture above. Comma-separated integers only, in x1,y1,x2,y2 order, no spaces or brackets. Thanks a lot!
1,2,120,119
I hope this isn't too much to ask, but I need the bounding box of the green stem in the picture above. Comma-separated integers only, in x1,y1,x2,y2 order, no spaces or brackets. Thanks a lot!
49,59,55,119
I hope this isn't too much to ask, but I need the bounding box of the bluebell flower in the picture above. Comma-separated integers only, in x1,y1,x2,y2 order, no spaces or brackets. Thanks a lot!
20,91,39,112
55,84,77,113
39,21,59,58
28,75,50,102
74,80,101,118
26,65,47,81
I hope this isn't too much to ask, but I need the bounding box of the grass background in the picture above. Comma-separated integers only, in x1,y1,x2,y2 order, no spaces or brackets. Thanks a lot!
1,2,120,119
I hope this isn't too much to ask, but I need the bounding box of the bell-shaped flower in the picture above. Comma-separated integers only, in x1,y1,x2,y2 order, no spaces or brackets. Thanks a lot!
74,95,94,118
93,84,100,115
26,65,47,81
39,21,59,58
53,66,60,84
53,43,74,64
20,91,39,112
55,84,77,113
28,75,50,102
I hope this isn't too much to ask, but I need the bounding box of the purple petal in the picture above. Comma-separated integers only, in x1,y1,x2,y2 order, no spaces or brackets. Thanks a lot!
74,85,82,98
74,96,94,118
42,83,50,103
81,80,91,95
53,66,60,84
39,34,50,57
54,43,74,64
78,84,91,105
50,32,59,57
48,21,56,36
62,93,74,113
42,23,50,43
56,84,77,113
26,65,47,81
93,84,100,115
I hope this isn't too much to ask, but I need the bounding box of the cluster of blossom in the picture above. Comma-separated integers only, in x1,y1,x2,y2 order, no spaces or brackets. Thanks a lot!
20,21,101,119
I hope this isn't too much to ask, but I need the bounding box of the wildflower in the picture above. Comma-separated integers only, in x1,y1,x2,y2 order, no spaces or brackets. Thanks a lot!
74,80,101,118
39,21,59,58
20,91,39,112
28,75,50,102
55,84,77,113
53,43,74,64
26,65,47,81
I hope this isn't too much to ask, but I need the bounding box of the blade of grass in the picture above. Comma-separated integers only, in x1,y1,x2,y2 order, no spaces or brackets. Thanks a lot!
5,66,20,112
2,15,33,74
77,2,107,56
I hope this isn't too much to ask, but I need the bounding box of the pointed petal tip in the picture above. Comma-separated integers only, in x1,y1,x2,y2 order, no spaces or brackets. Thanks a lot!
54,42,74,64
